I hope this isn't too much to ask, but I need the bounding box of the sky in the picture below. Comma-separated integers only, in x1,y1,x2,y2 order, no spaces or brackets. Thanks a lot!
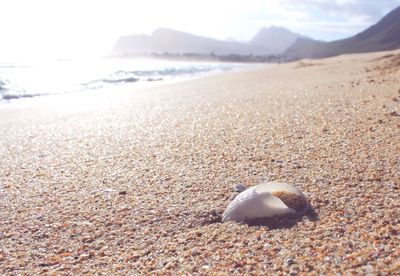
0,0,399,60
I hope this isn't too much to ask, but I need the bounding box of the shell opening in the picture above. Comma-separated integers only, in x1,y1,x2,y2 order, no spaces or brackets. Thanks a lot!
271,191,307,213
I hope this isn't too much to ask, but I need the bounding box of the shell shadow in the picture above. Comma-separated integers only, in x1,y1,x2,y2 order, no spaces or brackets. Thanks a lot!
195,205,318,229
245,204,318,229
197,210,223,226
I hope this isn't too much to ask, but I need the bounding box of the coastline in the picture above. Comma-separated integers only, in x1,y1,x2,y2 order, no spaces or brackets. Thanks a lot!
0,50,399,274
0,59,253,104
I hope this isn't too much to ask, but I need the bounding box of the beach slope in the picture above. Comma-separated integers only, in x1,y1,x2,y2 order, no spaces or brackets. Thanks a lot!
0,50,399,274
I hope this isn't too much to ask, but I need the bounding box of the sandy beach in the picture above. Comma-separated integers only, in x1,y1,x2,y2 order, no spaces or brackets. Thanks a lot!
0,50,399,274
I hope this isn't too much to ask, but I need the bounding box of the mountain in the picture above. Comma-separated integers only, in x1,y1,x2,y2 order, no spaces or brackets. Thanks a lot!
111,27,302,57
112,28,251,56
286,6,400,59
284,38,326,59
248,26,302,54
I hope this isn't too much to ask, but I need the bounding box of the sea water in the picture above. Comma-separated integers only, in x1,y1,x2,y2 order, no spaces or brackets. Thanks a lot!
0,58,243,102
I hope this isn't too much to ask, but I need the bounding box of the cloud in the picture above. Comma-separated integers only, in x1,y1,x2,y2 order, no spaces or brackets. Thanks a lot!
0,0,399,58
280,0,400,21
249,0,400,40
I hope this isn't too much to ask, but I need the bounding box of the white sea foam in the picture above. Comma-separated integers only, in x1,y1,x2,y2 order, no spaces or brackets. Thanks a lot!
0,59,243,102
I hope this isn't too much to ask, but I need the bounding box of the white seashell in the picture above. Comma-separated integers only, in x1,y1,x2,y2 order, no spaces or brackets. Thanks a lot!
222,182,308,223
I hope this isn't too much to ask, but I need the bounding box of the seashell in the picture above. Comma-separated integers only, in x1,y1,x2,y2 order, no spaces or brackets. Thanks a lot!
222,182,308,223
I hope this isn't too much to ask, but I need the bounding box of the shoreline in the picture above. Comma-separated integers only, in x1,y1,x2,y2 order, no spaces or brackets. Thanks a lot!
0,60,260,106
1,50,399,274
0,62,267,114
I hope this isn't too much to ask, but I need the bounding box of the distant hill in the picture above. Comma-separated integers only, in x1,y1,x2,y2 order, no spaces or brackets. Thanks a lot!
286,6,400,59
248,26,303,54
112,28,251,56
111,27,302,57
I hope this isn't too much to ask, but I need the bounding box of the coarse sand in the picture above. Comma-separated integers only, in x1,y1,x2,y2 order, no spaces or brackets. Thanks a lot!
0,50,399,274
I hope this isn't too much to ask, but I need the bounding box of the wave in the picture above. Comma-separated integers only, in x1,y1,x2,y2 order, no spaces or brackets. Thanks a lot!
1,77,49,101
84,76,163,90
82,66,218,88
90,76,140,85
102,77,139,83
0,65,30,69
0,61,239,102
1,92,49,100
114,66,218,78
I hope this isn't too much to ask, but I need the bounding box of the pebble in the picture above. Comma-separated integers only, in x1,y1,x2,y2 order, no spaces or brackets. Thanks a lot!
233,183,246,192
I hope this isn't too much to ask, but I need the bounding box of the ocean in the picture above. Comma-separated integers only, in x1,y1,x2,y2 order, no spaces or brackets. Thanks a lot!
0,58,244,102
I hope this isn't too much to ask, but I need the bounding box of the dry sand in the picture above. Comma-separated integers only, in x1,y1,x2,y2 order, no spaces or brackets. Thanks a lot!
0,50,399,274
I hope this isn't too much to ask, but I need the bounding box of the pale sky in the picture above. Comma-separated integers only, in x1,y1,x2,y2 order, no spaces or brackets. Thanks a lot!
0,0,399,60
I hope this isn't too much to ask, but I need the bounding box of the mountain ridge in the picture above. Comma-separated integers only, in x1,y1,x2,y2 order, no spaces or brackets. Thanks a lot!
112,5,400,60
249,26,303,53
111,27,302,57
286,6,400,59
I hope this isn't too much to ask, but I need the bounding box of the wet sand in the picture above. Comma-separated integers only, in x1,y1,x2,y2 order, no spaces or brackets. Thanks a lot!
0,50,399,274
